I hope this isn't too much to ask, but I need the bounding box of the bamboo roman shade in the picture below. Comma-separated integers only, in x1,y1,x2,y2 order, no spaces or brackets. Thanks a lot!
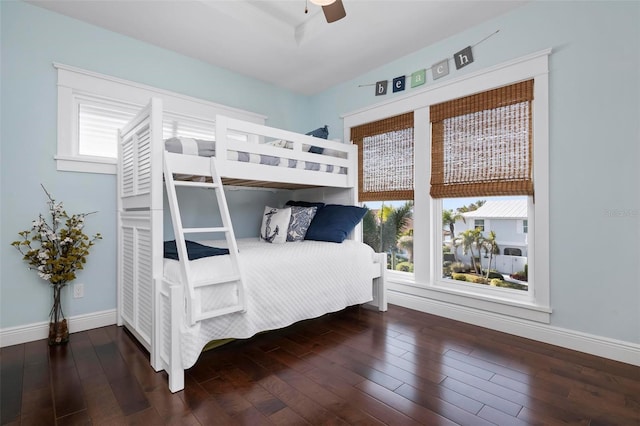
430,80,534,198
352,112,414,202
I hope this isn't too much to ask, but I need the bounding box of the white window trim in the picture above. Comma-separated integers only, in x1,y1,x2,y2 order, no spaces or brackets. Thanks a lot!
54,63,266,174
344,49,551,323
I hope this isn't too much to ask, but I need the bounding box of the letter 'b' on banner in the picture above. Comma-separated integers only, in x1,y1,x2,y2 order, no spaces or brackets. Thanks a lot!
376,80,388,96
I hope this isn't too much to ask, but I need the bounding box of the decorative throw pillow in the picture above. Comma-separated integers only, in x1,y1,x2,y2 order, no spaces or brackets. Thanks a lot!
285,200,325,210
304,204,368,243
306,125,329,139
306,125,329,154
260,206,291,244
286,206,318,242
266,139,292,149
163,240,229,260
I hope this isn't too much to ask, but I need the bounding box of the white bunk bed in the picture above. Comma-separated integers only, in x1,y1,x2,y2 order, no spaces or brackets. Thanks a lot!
117,98,387,393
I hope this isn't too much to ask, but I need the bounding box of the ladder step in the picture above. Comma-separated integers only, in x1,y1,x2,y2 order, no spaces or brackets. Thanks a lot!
196,304,244,321
173,181,220,189
183,227,229,234
194,275,241,288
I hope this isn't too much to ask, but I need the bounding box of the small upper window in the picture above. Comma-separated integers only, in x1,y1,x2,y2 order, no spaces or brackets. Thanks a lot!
78,99,138,158
55,63,266,174
474,219,485,232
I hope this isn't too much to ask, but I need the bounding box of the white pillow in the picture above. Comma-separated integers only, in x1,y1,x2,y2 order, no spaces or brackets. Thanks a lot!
260,206,291,244
265,139,292,149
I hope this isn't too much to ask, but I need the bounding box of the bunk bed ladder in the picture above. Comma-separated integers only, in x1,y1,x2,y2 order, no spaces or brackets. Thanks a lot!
163,154,246,326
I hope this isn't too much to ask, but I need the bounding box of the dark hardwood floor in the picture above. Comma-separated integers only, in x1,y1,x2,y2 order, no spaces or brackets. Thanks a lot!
2,305,639,425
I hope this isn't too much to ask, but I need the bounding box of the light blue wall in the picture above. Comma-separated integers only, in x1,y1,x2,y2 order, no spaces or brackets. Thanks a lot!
309,1,640,343
2,1,639,347
0,1,307,328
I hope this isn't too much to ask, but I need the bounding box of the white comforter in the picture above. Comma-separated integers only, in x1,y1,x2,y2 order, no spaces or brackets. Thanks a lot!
163,238,377,368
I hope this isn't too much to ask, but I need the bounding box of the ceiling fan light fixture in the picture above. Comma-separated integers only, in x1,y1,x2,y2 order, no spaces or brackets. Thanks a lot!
322,0,346,23
310,0,336,6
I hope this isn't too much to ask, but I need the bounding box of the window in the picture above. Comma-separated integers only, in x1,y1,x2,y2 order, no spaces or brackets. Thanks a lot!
352,112,414,272
55,63,265,174
523,219,528,234
343,49,550,322
432,81,534,294
77,98,139,158
504,248,522,256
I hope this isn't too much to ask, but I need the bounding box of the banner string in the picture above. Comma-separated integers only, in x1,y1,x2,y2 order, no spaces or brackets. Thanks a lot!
358,29,500,88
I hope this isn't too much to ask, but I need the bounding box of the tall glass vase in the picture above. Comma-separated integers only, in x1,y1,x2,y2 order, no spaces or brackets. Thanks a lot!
48,284,69,345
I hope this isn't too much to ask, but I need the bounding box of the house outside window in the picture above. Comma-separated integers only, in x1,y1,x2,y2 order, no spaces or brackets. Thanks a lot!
474,219,485,232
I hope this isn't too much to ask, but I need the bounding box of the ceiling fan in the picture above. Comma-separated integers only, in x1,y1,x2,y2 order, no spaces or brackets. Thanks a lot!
308,0,346,23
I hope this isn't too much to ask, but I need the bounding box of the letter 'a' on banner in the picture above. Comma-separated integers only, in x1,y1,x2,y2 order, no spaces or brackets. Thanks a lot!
376,80,388,96
411,69,426,88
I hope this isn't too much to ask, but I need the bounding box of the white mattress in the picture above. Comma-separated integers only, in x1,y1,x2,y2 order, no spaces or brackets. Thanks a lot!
163,238,377,368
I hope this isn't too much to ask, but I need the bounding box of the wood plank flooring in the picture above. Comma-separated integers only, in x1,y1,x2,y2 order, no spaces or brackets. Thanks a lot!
2,304,639,425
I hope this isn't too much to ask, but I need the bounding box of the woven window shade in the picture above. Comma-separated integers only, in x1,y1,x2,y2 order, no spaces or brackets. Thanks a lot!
430,80,534,198
352,112,414,202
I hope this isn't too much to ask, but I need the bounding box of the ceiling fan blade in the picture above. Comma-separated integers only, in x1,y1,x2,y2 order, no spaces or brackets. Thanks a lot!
322,0,346,23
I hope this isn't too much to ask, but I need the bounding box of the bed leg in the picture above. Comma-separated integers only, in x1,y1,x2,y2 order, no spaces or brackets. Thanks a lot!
167,281,185,392
168,369,185,393
367,252,388,312
150,278,162,371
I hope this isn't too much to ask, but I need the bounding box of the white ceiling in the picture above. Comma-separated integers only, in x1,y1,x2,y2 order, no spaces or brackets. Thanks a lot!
28,0,527,95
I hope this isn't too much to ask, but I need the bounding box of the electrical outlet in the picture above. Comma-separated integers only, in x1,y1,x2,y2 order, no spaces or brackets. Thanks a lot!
73,282,84,298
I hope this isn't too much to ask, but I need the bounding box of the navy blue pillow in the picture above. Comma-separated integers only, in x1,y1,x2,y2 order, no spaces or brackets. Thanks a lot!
306,125,328,154
304,204,368,243
164,240,229,260
306,125,328,139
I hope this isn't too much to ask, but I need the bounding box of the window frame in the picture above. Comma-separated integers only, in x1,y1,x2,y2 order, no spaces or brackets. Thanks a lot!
55,63,266,174
344,49,551,323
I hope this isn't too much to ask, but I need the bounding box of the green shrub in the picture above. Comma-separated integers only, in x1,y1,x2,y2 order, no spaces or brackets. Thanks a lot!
450,262,467,273
470,276,487,284
442,245,451,253
452,273,467,281
395,262,414,273
490,278,502,286
483,270,504,280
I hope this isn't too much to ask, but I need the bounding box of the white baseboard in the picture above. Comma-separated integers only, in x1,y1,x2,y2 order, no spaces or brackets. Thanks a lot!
389,291,640,367
0,309,117,348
